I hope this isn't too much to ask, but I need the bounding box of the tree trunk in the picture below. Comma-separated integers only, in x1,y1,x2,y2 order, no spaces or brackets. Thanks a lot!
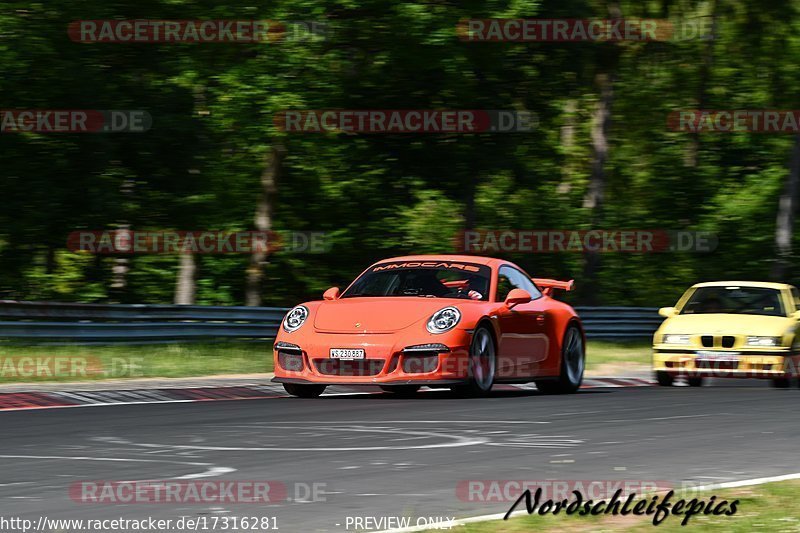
557,99,578,194
464,175,476,232
110,178,135,303
110,254,130,302
685,0,717,168
581,72,613,305
245,144,285,306
174,253,197,305
772,134,800,280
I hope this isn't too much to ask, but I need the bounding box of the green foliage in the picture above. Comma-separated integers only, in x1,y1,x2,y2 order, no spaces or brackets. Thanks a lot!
1,0,799,306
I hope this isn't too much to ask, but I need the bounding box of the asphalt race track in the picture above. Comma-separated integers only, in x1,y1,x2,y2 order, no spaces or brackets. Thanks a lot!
0,381,798,532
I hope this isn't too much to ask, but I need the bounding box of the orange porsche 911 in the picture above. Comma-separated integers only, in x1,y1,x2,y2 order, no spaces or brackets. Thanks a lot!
272,255,585,397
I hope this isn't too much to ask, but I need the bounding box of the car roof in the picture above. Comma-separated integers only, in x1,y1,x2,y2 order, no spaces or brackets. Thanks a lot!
691,281,794,290
374,254,504,267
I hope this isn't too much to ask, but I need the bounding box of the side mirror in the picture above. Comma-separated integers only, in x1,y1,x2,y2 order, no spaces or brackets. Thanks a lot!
658,307,676,318
504,288,532,309
323,287,340,301
793,310,800,319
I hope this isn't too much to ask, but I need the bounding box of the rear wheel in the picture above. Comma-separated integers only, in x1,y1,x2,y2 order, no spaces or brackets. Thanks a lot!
687,376,704,387
451,326,496,397
536,324,584,394
379,385,420,397
772,378,791,388
283,383,327,398
655,371,674,386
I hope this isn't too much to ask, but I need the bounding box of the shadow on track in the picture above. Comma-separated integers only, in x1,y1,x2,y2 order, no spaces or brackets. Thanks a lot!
307,387,613,401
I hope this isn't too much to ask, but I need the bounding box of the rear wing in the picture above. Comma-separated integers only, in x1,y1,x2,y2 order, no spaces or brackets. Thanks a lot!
532,278,574,297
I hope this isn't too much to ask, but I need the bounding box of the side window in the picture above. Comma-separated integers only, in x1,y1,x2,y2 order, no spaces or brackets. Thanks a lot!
508,268,543,300
496,266,543,301
496,271,515,302
791,287,800,311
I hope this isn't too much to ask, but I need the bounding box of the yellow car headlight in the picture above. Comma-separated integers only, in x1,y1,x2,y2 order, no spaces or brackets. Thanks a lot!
663,334,691,345
745,336,782,347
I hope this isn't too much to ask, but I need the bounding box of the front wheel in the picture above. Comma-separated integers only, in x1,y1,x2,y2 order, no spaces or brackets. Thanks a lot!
772,378,791,389
283,383,327,398
536,324,584,394
687,376,704,387
451,326,496,397
655,371,674,386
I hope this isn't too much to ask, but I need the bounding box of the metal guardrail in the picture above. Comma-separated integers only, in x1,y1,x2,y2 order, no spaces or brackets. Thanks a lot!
0,301,286,344
575,306,663,339
0,301,662,344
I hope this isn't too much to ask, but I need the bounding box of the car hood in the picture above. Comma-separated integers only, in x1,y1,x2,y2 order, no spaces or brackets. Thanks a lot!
313,297,463,334
661,313,793,337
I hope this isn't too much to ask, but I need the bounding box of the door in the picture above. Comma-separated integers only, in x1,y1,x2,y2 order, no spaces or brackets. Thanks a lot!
495,266,548,379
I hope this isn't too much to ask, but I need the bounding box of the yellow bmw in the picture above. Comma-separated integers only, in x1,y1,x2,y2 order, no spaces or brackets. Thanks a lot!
653,281,800,388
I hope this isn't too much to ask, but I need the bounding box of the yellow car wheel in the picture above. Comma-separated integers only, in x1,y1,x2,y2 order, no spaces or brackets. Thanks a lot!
655,371,674,386
687,377,704,387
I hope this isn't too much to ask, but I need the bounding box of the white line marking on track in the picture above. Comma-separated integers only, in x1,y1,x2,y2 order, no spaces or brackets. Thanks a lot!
174,466,236,479
690,472,800,491
207,420,551,427
0,455,235,480
89,427,488,452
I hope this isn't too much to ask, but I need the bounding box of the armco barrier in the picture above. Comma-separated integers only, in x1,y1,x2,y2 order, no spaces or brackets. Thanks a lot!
0,301,286,344
574,306,663,339
0,301,662,344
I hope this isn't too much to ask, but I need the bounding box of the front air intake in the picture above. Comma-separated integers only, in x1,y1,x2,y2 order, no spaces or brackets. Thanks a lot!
313,359,385,376
402,354,439,373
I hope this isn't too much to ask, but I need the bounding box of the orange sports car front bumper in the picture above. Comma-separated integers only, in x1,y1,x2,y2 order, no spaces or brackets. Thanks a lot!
272,329,473,385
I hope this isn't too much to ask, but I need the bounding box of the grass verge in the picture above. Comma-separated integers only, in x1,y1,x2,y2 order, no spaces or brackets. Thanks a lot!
585,339,651,374
0,342,274,383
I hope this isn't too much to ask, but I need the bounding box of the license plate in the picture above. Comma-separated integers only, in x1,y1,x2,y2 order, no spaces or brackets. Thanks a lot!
330,348,365,360
696,351,739,361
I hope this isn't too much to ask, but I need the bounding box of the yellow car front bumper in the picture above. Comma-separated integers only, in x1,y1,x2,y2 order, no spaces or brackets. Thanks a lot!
653,346,798,378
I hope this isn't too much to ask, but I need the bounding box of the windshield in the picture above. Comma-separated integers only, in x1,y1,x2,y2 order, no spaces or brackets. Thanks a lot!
680,286,786,317
342,261,491,300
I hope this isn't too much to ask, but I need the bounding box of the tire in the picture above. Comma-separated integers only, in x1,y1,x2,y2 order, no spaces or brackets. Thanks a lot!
451,326,496,397
379,385,420,397
536,324,584,394
283,383,327,398
655,371,674,386
687,376,704,387
772,378,791,389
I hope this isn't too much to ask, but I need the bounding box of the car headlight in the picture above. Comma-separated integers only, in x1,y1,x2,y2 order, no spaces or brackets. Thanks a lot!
283,305,309,333
426,307,461,334
746,336,782,347
663,334,690,345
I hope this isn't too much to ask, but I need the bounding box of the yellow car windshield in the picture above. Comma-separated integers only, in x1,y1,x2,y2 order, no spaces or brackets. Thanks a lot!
680,287,785,317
